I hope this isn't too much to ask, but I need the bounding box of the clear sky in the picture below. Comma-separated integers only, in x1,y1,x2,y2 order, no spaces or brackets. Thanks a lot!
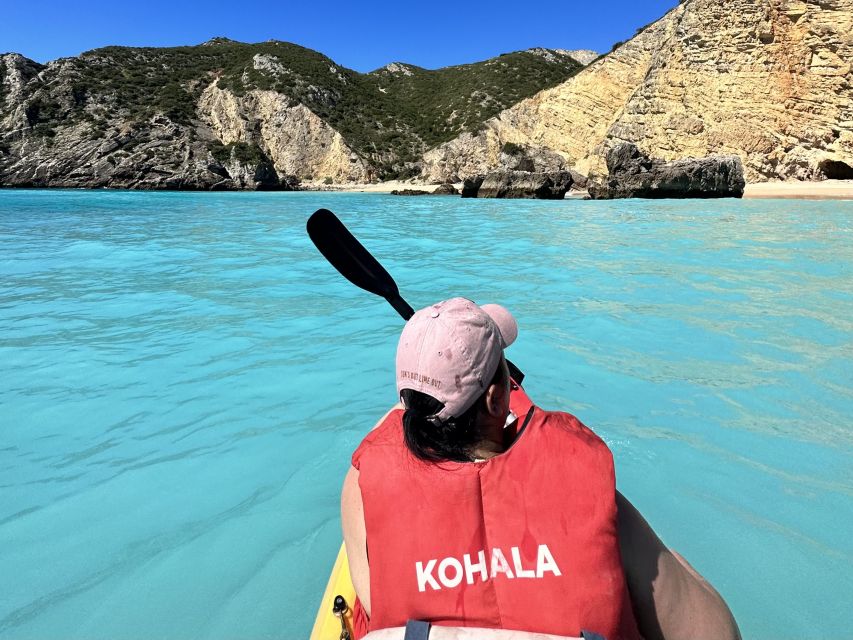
1,0,679,72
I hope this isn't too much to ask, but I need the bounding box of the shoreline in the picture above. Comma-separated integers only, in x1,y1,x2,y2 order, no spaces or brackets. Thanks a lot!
1,180,850,200
742,180,853,200
300,179,452,194
302,179,853,200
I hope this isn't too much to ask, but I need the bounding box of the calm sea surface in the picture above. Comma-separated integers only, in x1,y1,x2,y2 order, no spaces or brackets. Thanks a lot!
1,190,851,639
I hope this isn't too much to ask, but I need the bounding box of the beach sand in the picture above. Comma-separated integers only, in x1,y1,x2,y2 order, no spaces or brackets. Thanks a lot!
743,180,853,200
301,180,590,196
303,179,853,200
301,179,440,193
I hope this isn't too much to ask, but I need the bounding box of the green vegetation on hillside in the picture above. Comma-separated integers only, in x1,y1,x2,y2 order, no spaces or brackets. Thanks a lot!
207,140,268,165
73,42,331,124
4,40,584,178
360,51,582,174
369,51,582,142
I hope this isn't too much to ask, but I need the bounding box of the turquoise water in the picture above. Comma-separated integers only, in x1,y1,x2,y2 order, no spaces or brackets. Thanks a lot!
1,190,852,639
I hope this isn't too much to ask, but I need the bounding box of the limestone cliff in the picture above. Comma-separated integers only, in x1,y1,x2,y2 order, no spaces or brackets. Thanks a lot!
422,0,853,183
563,50,600,66
197,84,373,182
0,52,298,189
0,54,45,131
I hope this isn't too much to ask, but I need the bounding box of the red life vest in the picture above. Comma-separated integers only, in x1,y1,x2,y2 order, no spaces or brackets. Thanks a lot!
352,386,642,640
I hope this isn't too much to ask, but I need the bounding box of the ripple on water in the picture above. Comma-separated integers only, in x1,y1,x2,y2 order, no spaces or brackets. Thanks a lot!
1,191,852,639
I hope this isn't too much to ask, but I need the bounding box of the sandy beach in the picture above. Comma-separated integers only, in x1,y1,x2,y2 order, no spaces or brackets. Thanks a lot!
743,180,853,200
300,179,448,193
304,179,853,200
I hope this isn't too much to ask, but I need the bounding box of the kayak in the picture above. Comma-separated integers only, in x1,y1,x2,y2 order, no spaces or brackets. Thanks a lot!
310,543,356,640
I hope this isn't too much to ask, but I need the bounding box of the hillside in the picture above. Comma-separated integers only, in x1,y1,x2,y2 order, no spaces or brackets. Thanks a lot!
0,40,583,187
421,0,853,183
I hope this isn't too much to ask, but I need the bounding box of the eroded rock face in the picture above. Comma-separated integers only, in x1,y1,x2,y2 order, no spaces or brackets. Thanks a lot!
197,84,373,182
421,17,671,183
461,175,485,198
565,50,599,66
390,189,429,196
0,116,222,189
0,51,369,189
432,183,458,195
422,0,853,183
568,170,588,190
422,134,569,183
587,143,745,199
211,145,299,191
0,54,45,131
0,114,299,190
470,170,573,199
0,57,300,189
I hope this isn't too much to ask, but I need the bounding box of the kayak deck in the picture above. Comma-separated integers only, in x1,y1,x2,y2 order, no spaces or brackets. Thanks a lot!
310,542,356,640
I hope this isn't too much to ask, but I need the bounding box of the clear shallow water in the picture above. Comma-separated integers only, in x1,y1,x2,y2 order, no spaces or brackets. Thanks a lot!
1,190,852,639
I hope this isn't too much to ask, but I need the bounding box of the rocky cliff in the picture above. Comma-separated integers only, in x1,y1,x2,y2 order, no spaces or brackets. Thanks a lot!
422,0,853,183
0,41,584,189
197,83,372,182
6,1,849,190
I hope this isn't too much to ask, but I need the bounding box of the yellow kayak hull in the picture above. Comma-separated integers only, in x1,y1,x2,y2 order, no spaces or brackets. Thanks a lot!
310,542,356,640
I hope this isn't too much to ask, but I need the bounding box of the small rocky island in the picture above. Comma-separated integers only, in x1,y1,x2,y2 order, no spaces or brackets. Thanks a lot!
588,144,745,199
461,171,573,199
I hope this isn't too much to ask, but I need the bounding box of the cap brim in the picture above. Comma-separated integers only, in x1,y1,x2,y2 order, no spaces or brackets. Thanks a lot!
480,303,518,348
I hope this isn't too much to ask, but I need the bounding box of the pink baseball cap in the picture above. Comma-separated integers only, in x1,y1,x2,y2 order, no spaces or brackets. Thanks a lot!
396,297,518,421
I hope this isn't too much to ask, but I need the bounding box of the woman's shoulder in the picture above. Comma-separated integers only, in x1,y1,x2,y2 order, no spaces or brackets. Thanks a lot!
527,408,614,459
352,404,405,468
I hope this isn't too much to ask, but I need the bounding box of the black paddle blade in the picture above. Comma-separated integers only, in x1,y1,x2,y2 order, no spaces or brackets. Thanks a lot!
307,208,524,383
307,208,415,320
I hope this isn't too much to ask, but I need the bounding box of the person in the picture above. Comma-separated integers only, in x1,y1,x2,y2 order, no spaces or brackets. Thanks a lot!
342,298,740,640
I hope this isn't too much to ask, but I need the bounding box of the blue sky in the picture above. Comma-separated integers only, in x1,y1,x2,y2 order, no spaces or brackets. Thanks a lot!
2,0,678,72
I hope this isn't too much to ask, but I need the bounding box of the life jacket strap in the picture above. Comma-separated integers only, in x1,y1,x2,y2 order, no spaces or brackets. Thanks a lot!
399,621,604,640
403,620,432,640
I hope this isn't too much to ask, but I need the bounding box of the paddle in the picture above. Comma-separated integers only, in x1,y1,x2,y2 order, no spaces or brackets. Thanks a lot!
306,207,524,383
307,208,415,320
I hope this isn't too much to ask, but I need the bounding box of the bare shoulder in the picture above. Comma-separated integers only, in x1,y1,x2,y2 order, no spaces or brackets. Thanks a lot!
341,466,362,514
340,404,405,618
341,465,371,616
370,402,404,431
616,491,741,640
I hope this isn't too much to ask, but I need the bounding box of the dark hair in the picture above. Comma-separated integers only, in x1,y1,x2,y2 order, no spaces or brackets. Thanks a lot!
401,361,507,462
